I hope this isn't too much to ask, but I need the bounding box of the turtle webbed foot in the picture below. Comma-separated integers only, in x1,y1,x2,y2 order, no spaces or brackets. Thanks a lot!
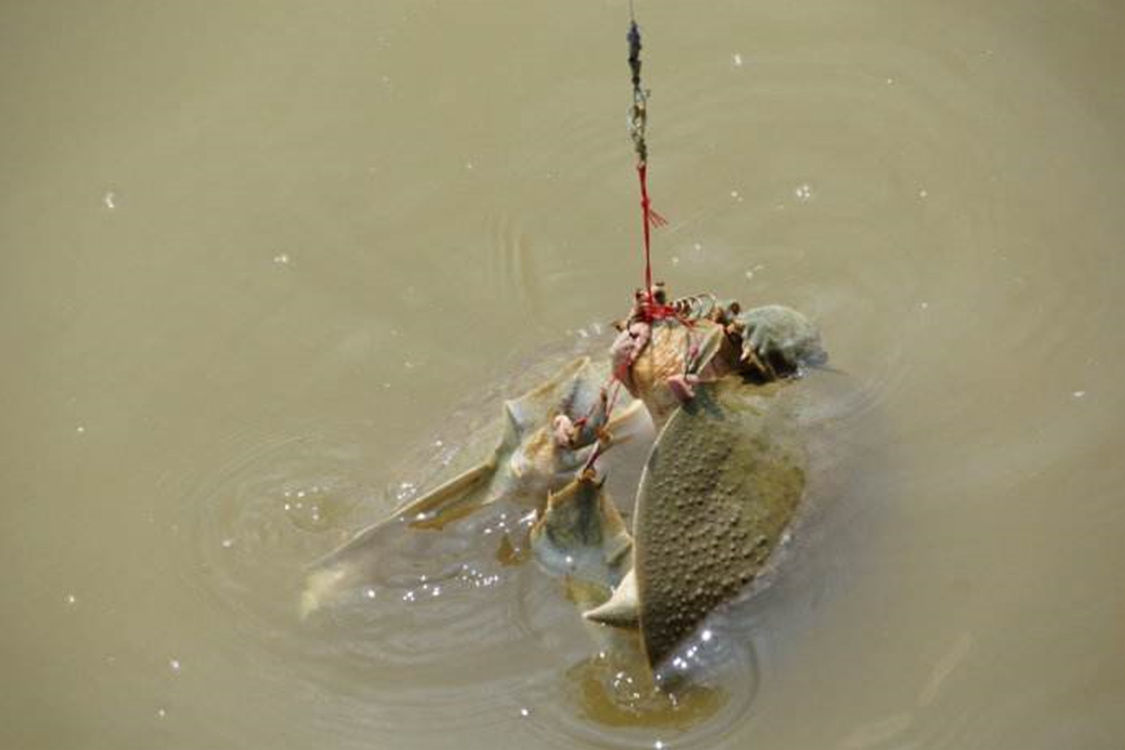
730,305,826,380
529,474,633,600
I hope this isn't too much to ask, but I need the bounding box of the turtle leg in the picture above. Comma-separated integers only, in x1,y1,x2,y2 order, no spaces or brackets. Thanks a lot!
747,323,779,380
569,398,654,475
659,321,732,405
665,373,700,402
529,473,633,602
602,399,652,447
663,330,704,402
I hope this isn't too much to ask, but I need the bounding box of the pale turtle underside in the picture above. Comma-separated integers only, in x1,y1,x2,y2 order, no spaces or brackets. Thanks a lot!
301,354,649,616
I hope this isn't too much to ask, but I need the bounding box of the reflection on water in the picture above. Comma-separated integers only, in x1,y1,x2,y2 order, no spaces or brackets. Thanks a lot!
567,650,730,731
4,0,1125,747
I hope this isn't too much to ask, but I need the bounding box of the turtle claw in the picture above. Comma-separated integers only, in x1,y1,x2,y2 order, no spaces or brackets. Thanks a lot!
583,568,639,628
665,373,699,403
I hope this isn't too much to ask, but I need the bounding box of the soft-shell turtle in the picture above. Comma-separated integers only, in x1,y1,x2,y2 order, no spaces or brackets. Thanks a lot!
303,290,825,672
530,291,824,667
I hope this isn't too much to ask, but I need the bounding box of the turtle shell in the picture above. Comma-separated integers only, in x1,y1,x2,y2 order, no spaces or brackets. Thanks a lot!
632,377,806,668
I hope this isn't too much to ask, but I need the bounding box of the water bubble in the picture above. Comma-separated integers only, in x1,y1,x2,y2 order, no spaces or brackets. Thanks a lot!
1072,390,1087,399
156,708,167,719
272,253,290,265
169,659,181,673
65,594,77,605
519,707,530,717
794,183,813,201
103,191,117,209
220,538,234,549
732,53,743,67
75,425,86,434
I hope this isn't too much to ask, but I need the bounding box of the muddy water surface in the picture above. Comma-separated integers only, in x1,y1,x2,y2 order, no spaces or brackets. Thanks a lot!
3,0,1125,748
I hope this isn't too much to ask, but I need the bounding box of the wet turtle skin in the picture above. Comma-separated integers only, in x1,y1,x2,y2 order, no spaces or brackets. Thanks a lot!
301,354,650,617
529,472,634,604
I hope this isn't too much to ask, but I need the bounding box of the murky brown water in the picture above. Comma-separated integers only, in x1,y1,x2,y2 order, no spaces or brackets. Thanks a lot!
4,0,1125,748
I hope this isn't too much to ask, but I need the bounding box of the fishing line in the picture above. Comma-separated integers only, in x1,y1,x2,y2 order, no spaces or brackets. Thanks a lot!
626,6,669,316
